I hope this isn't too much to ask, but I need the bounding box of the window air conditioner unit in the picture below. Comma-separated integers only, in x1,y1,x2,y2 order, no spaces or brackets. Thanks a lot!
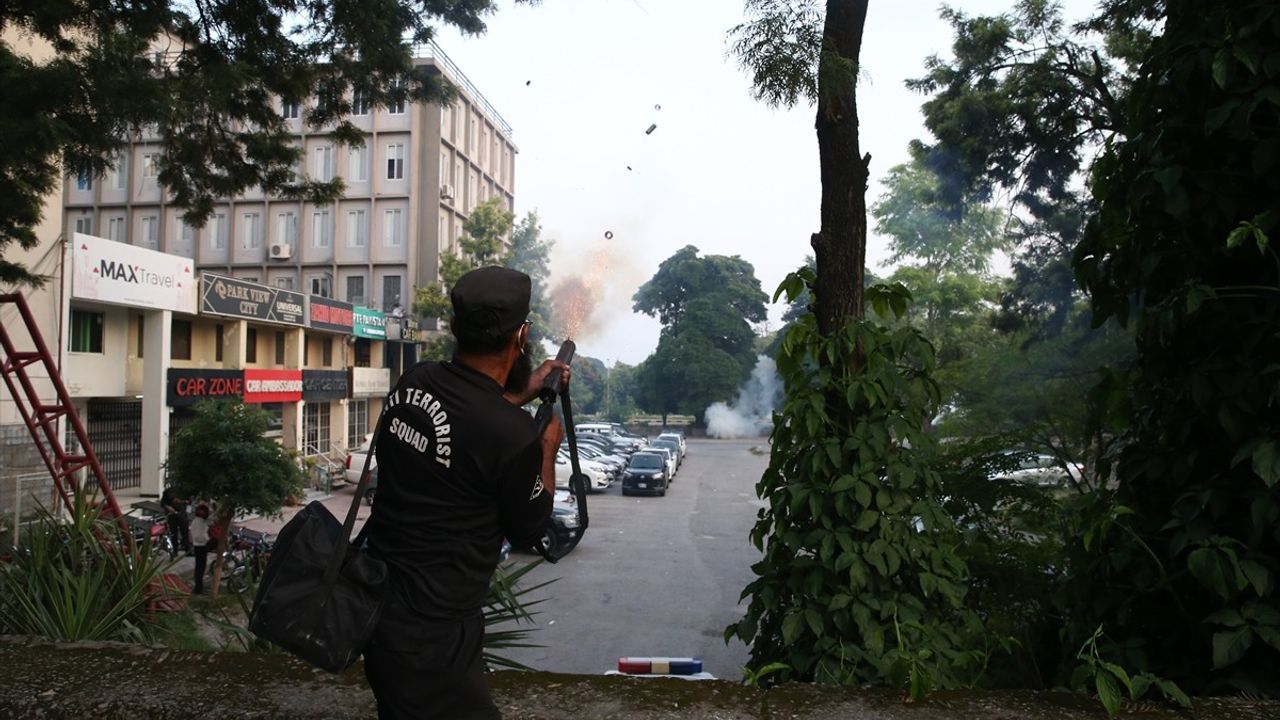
441,184,455,201
269,243,292,259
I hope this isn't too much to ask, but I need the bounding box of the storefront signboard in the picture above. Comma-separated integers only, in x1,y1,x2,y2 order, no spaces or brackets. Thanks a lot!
243,368,303,403
308,296,354,334
200,273,305,326
167,369,245,407
350,366,391,397
303,369,349,401
71,232,196,313
385,316,420,342
353,306,385,339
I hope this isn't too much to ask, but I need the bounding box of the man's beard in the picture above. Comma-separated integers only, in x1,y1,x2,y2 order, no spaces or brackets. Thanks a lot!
504,349,533,396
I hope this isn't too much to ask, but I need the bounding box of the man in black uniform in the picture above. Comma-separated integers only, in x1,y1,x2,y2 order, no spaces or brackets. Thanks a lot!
363,266,566,720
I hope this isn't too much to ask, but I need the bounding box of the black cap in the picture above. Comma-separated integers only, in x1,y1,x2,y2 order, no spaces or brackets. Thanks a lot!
450,266,531,342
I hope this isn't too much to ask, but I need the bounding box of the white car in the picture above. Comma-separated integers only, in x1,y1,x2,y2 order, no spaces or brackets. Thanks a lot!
997,454,1084,487
555,451,612,491
345,434,376,485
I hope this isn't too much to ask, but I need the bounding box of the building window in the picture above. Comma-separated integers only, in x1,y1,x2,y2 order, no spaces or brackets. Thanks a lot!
382,209,402,247
74,216,93,236
274,331,286,365
215,323,224,362
312,210,331,248
211,213,228,250
303,402,332,454
76,170,93,191
136,314,145,358
354,338,371,367
322,337,333,366
386,143,404,180
282,100,300,119
110,153,126,190
346,209,367,248
310,275,331,298
346,275,365,305
171,319,192,360
246,327,258,363
277,211,297,247
141,215,159,249
69,310,104,353
382,275,401,312
143,154,159,178
314,145,333,182
353,89,370,116
349,142,368,182
108,217,126,243
347,399,368,450
275,276,295,290
177,219,195,247
388,78,405,115
243,212,261,249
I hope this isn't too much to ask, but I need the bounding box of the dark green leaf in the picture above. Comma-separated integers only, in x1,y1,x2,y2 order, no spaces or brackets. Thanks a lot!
1212,626,1254,669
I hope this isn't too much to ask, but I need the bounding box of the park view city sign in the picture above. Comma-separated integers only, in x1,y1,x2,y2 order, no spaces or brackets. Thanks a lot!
200,273,304,326
71,232,196,314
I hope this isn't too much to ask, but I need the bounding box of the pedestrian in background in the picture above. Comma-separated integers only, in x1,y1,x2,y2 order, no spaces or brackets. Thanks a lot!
190,503,213,595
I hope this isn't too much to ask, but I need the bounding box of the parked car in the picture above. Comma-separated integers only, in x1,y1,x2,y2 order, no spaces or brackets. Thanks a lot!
555,450,612,491
538,490,582,560
570,441,627,476
996,453,1084,487
645,445,677,480
657,432,687,460
650,438,683,470
345,434,376,485
622,452,670,496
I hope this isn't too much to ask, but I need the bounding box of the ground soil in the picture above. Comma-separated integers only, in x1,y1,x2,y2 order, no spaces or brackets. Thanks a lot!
1,636,1277,719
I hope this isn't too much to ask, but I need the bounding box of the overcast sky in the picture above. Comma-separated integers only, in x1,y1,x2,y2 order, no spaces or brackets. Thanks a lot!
433,0,1093,366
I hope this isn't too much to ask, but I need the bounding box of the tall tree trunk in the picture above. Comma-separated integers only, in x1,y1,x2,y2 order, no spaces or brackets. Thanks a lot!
208,510,233,599
813,0,870,337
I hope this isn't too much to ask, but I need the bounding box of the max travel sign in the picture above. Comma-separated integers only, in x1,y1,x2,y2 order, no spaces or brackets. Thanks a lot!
200,273,305,326
71,233,197,314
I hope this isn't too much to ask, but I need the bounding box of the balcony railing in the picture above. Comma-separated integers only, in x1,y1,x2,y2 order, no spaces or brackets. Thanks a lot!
410,40,514,139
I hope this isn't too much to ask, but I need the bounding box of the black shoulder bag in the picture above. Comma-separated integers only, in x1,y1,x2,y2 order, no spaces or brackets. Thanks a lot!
248,401,391,673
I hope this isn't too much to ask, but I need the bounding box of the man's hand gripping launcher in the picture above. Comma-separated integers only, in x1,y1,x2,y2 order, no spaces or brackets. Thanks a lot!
531,340,588,562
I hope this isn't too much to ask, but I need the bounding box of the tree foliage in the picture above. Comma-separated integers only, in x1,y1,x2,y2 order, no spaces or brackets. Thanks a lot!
505,212,555,361
632,246,767,424
727,275,983,694
167,400,305,596
1066,0,1280,693
0,0,529,285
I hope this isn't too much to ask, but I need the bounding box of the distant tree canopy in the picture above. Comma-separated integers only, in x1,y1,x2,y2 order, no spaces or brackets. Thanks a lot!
632,245,767,424
0,0,530,286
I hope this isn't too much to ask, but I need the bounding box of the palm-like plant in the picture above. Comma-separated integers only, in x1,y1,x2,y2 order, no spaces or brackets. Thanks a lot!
0,491,172,641
483,560,556,671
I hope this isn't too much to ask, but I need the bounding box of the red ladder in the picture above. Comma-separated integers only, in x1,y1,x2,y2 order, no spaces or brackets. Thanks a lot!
0,292,124,524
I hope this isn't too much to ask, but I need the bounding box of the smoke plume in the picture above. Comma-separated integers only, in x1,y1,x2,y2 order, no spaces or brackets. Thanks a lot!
705,355,782,439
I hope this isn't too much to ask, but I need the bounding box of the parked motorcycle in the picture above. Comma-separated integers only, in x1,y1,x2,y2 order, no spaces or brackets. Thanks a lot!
220,527,276,594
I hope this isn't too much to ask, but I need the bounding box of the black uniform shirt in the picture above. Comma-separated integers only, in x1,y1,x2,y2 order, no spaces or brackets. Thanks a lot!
367,360,552,619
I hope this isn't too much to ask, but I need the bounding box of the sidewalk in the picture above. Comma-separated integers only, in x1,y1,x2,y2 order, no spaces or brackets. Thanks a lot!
113,484,368,590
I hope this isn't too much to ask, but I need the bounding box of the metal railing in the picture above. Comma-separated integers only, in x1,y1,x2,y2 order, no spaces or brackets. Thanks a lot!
300,440,349,494
410,40,514,138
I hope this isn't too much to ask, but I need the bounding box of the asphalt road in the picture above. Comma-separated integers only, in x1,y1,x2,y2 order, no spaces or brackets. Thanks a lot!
498,437,770,680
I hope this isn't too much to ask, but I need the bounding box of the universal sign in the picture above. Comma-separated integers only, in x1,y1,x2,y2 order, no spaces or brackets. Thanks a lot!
71,232,196,313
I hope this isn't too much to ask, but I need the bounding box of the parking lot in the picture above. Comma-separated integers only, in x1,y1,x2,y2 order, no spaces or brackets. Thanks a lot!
501,437,770,679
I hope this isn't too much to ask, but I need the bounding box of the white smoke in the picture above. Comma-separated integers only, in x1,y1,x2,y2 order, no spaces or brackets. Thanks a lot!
705,355,783,439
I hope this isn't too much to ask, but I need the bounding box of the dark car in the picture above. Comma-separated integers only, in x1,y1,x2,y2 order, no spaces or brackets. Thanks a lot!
622,452,669,497
538,490,582,560
650,438,683,470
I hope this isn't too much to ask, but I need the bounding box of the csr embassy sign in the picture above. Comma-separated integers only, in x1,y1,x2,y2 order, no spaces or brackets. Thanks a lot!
200,273,305,326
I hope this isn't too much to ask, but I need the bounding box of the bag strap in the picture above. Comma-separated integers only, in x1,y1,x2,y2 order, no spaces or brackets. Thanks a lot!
321,393,392,590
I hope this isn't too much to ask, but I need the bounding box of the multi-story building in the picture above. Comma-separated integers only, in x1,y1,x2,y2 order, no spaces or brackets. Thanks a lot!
0,41,511,504
62,40,516,321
